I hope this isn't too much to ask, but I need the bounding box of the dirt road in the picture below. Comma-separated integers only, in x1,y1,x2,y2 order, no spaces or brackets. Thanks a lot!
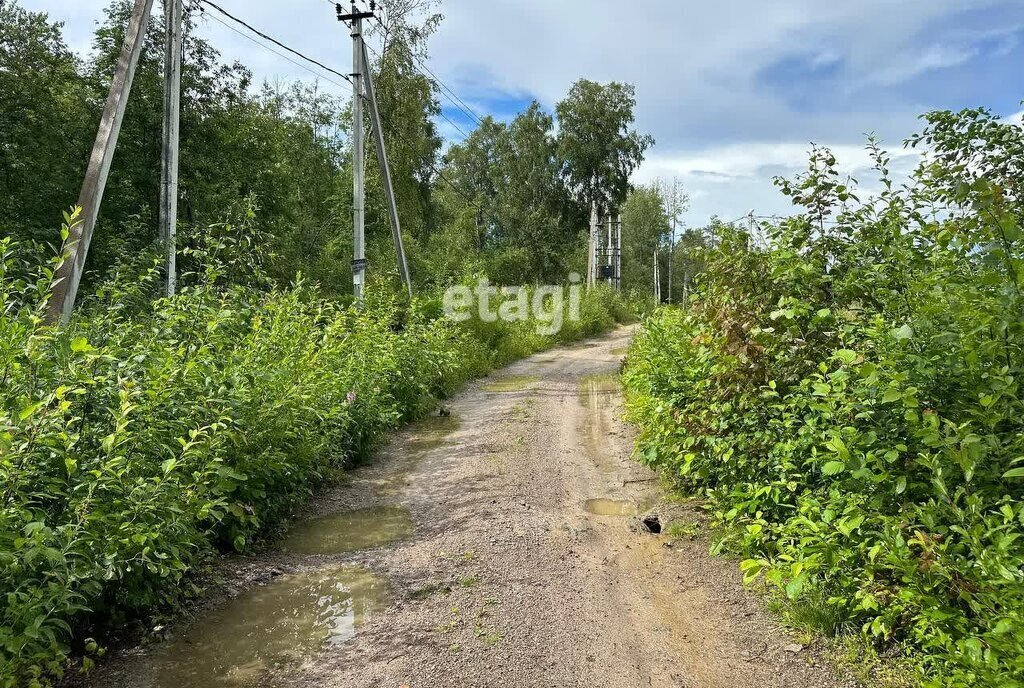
84,327,846,688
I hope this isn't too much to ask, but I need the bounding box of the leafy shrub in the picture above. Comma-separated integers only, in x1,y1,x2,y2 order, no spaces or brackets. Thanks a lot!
0,220,630,686
624,112,1024,687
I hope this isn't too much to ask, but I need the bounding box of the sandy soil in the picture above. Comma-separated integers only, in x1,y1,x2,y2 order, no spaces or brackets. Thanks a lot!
79,327,850,688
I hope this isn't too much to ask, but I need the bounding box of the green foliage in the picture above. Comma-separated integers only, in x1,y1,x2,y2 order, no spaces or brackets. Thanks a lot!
436,79,654,287
555,79,654,211
0,224,628,686
439,105,585,285
621,184,670,295
0,0,90,242
624,111,1024,687
0,0,359,294
1,2,655,302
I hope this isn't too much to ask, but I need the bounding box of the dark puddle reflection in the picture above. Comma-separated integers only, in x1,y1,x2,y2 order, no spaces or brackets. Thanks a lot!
281,505,413,554
144,566,387,687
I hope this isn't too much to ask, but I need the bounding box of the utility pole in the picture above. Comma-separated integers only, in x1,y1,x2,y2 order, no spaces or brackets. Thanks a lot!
160,0,183,297
654,249,661,303
47,0,156,325
615,214,622,291
361,45,411,297
340,2,373,303
667,216,675,304
340,1,413,300
605,214,613,285
588,201,598,287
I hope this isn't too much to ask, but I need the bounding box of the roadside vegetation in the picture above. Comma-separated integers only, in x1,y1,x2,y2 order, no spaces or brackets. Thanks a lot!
625,109,1024,686
0,216,630,686
0,0,648,685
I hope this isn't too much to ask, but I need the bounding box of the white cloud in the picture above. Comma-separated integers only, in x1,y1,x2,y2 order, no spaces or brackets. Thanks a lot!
1002,110,1024,125
634,142,923,226
862,44,979,87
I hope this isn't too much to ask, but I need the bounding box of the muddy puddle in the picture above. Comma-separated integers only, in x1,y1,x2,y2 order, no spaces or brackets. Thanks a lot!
585,498,639,516
410,413,461,448
281,505,414,554
578,374,621,471
483,375,540,392
140,566,388,687
357,414,460,495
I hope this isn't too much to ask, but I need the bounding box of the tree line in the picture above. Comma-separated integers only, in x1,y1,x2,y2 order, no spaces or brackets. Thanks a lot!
0,0,664,302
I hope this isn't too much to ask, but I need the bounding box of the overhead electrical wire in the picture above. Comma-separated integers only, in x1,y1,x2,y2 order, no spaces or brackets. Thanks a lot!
197,0,354,87
358,37,475,142
368,14,486,127
194,0,486,212
199,12,352,90
409,53,485,127
333,2,487,135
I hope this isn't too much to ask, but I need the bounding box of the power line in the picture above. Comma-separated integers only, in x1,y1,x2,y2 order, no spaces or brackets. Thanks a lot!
364,13,484,130
359,37,475,142
381,122,484,210
338,6,484,138
410,53,485,128
199,12,351,90
200,1,482,210
197,0,353,87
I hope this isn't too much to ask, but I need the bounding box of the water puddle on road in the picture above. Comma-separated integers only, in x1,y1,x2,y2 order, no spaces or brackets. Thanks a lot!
144,566,388,687
281,505,413,554
585,498,639,516
578,374,622,471
359,414,460,496
410,413,461,451
483,375,540,392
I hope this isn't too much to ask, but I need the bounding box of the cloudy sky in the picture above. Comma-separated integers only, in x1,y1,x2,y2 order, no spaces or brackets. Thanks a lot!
21,0,1024,227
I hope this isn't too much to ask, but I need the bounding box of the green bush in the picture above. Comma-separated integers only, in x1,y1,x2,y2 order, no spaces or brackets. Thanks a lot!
0,226,630,686
624,113,1024,687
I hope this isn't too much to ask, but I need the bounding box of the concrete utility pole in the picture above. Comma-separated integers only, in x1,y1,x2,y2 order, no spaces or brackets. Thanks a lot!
588,201,598,287
160,0,183,297
615,214,622,291
667,216,675,304
361,44,412,297
654,249,661,302
47,0,156,325
341,3,373,303
605,214,613,285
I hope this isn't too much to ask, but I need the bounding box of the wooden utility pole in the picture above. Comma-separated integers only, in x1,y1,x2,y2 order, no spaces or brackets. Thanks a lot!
361,43,412,297
47,0,156,325
160,0,183,297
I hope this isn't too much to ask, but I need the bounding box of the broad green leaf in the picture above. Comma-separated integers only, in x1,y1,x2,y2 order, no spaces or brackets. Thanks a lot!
822,460,845,476
891,324,914,341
